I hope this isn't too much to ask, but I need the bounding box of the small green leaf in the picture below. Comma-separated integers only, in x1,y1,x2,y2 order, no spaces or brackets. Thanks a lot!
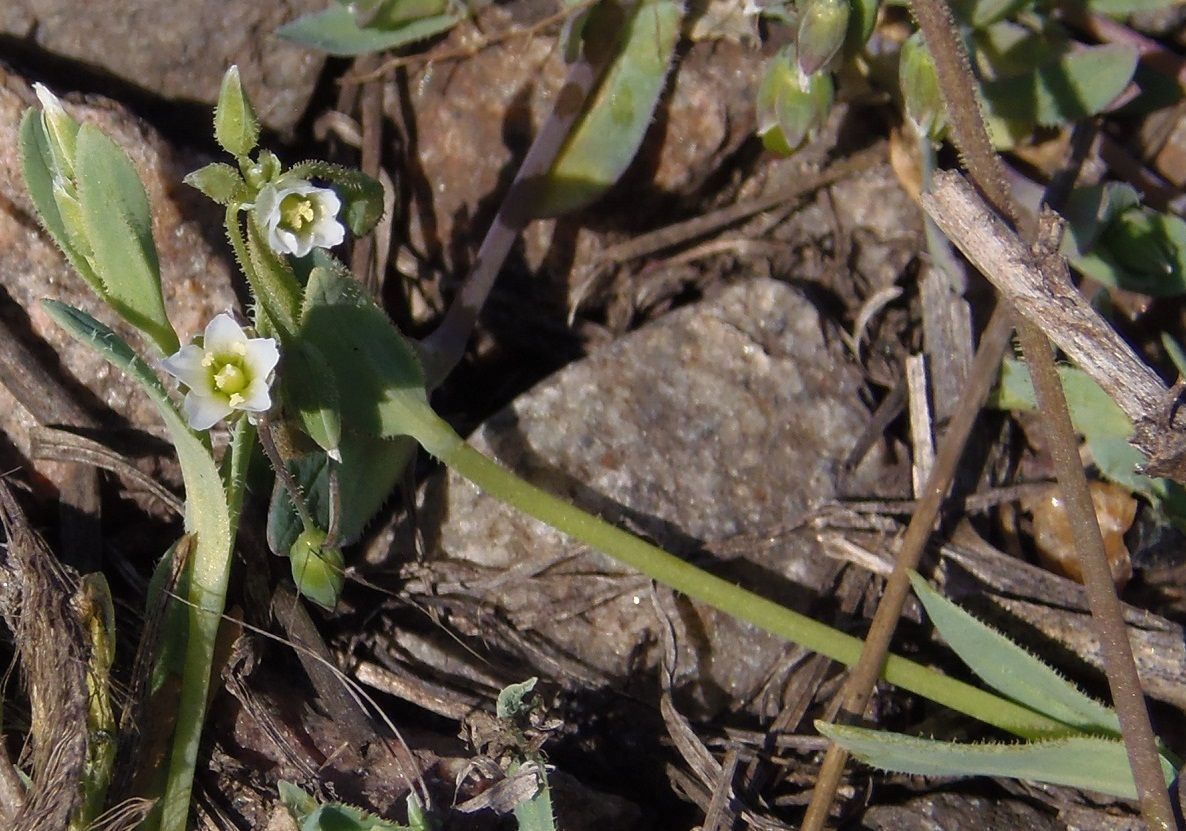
973,20,1064,80
816,722,1175,799
183,163,248,206
512,765,556,831
900,34,946,140
982,44,1138,134
276,3,459,56
1087,0,1184,14
286,161,384,237
74,125,179,355
908,572,1120,733
365,0,450,28
1062,184,1186,296
267,435,416,557
846,0,879,52
534,0,684,217
299,266,431,440
279,780,415,830
281,340,343,457
950,0,1033,29
497,677,539,720
214,66,260,158
992,359,1186,529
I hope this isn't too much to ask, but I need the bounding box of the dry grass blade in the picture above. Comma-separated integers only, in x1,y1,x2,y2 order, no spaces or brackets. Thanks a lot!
0,480,90,830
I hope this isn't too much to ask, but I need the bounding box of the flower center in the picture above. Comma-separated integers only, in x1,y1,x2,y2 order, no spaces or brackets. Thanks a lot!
279,193,318,232
212,361,248,397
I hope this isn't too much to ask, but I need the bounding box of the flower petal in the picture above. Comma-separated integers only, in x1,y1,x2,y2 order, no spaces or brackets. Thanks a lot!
244,337,280,378
237,379,273,412
313,214,345,249
162,344,213,391
203,313,248,356
183,390,234,431
254,182,282,221
272,227,305,257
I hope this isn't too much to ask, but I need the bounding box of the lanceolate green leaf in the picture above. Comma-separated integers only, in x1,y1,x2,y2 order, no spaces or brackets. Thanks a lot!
74,126,179,355
282,339,343,456
276,3,459,56
183,162,248,207
909,572,1120,733
39,302,231,831
816,723,1175,799
534,0,684,217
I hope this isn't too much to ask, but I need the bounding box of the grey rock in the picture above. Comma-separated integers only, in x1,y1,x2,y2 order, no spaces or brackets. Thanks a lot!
426,278,882,712
1,0,326,131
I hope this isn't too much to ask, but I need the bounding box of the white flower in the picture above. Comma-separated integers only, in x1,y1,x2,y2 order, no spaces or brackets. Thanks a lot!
254,179,345,257
162,314,280,431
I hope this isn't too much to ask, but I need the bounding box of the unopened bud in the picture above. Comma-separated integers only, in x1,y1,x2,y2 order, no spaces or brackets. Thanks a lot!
1102,206,1178,281
757,47,834,155
34,84,79,181
900,33,946,141
797,0,850,75
214,66,260,158
289,529,345,611
243,150,282,190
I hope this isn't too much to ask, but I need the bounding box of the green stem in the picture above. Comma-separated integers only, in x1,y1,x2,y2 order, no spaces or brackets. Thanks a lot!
406,409,1071,740
157,419,254,831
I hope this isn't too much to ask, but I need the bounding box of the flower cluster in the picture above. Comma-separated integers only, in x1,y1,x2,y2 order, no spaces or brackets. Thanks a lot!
163,314,279,430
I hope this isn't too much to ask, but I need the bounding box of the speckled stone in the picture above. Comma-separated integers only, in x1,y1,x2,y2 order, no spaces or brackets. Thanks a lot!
427,278,882,711
0,0,325,131
0,70,237,467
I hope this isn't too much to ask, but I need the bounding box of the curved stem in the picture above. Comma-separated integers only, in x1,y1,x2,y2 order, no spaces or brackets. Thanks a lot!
409,410,1071,740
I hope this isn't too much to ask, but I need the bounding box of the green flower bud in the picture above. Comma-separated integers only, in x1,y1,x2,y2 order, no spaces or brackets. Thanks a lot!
34,84,80,182
243,150,282,190
900,33,947,141
798,0,850,75
289,529,345,611
214,66,260,159
757,47,834,155
1101,207,1178,283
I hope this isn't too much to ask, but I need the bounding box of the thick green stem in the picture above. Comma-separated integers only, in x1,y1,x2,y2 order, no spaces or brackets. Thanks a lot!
157,418,254,831
406,409,1071,739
